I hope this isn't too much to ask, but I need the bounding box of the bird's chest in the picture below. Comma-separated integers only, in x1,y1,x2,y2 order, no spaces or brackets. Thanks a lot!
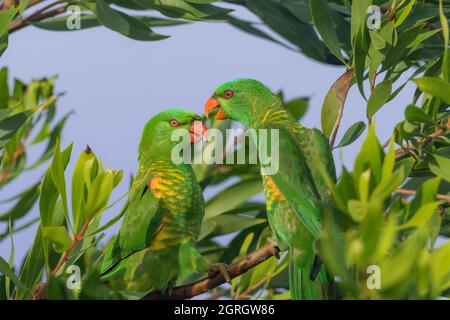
151,170,195,213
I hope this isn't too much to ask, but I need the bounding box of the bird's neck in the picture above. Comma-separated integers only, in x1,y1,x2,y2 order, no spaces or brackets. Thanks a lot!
147,158,193,179
139,138,193,177
255,106,301,130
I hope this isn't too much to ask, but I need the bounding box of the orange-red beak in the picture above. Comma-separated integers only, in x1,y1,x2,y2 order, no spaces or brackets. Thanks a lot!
205,97,228,120
189,121,207,143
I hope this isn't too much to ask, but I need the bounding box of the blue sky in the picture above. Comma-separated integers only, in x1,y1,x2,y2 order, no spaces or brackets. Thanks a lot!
0,4,415,265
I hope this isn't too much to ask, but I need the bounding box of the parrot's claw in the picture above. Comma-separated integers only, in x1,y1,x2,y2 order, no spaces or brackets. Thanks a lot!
209,263,232,283
266,237,282,260
271,246,281,260
166,286,174,298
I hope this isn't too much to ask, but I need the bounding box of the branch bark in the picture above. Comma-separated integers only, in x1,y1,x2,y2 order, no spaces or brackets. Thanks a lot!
391,118,450,160
396,188,450,203
8,2,67,34
144,244,276,300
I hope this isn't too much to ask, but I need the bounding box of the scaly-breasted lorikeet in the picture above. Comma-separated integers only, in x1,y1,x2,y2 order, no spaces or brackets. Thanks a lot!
205,79,336,299
100,109,222,296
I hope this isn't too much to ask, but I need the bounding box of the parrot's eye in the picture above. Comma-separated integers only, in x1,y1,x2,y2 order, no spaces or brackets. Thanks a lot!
223,90,234,99
169,119,180,127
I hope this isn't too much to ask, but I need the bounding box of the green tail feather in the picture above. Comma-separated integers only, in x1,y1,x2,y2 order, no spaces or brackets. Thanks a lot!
100,241,209,296
289,249,331,300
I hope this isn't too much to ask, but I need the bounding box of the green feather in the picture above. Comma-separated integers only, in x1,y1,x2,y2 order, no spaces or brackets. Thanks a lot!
100,109,208,295
212,78,336,299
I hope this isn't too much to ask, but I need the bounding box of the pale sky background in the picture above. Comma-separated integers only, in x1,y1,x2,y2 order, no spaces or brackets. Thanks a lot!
0,4,416,266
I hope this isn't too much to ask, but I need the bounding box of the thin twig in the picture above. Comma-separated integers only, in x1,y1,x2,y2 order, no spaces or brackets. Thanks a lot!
387,0,398,22
396,188,450,203
0,142,25,185
27,0,47,9
8,2,68,34
233,274,270,300
144,244,276,300
0,0,13,10
52,220,91,275
393,118,450,159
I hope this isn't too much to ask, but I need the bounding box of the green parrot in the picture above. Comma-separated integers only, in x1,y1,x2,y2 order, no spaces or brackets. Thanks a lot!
205,79,336,300
100,109,221,297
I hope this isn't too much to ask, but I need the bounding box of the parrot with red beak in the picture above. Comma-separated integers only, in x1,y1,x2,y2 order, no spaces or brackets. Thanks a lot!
205,79,336,299
100,109,224,296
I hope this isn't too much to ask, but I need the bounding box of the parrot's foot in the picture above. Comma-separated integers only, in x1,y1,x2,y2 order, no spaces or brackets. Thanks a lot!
266,237,284,260
208,263,232,283
166,286,174,298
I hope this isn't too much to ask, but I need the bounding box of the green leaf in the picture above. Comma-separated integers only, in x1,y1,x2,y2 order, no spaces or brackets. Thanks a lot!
0,257,29,292
15,226,45,299
0,183,40,222
0,67,8,107
366,79,393,118
32,14,101,31
72,148,96,231
350,0,372,42
429,155,450,182
0,111,31,149
354,124,383,184
205,178,263,218
226,15,290,50
430,241,450,293
94,0,168,41
353,28,369,99
139,0,231,21
414,77,450,105
337,121,366,148
380,227,428,289
39,170,59,227
400,202,441,230
5,218,14,299
0,8,18,35
50,141,73,229
394,0,415,28
404,104,433,124
42,226,72,253
321,68,355,139
86,169,114,219
112,170,123,187
199,213,266,240
309,0,345,64
440,0,449,50
244,0,328,63
285,97,308,121
88,201,128,237
440,0,449,81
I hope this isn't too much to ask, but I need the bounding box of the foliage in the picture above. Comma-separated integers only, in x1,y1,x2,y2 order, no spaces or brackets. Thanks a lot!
0,67,69,240
0,0,450,300
317,127,449,299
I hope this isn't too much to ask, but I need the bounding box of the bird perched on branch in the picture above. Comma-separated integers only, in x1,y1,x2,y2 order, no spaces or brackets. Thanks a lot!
100,109,227,297
205,79,336,299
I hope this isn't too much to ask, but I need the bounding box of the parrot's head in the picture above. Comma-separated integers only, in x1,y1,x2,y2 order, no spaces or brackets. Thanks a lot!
140,109,207,158
204,78,279,127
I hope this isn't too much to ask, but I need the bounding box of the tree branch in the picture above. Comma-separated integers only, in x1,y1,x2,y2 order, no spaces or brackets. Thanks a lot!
51,220,91,276
391,118,450,160
27,0,47,9
144,244,276,300
1,0,13,10
396,188,450,203
8,2,68,34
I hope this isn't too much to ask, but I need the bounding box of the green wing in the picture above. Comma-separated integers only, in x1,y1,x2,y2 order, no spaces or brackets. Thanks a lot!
100,168,163,275
301,128,336,204
263,126,321,239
